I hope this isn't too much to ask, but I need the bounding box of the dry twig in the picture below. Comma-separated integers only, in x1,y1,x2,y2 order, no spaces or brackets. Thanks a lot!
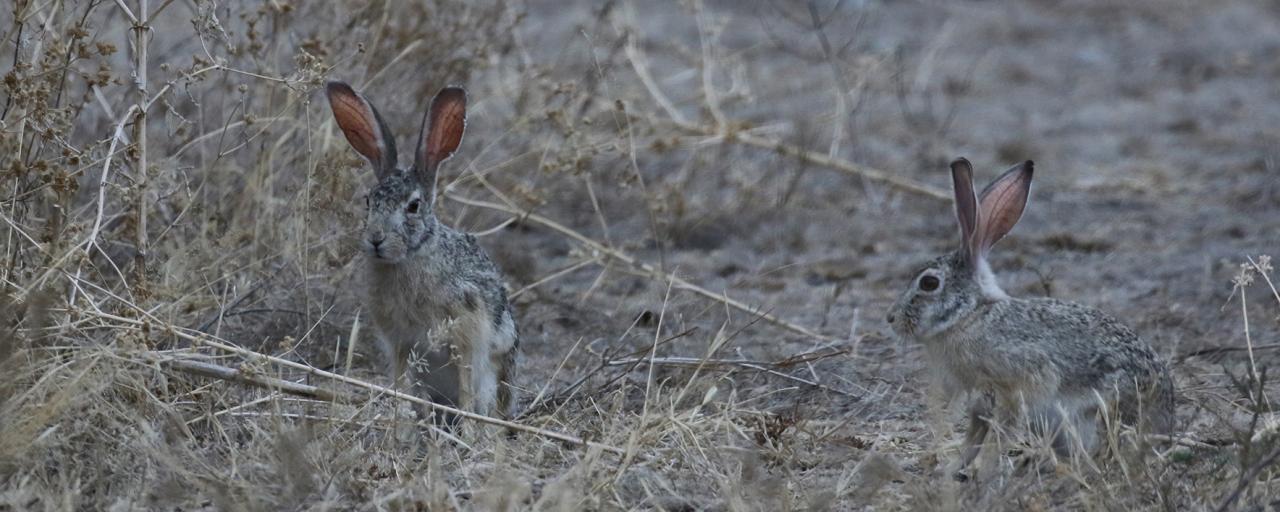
161,357,354,403
446,193,836,342
652,116,950,201
80,307,626,455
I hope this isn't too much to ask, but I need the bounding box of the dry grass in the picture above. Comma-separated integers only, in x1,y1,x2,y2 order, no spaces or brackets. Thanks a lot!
3,0,1280,509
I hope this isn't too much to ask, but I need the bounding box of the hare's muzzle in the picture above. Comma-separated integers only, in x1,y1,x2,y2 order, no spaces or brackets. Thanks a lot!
365,232,387,258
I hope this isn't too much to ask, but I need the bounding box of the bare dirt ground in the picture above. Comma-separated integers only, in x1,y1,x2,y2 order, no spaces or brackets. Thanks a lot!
2,0,1279,510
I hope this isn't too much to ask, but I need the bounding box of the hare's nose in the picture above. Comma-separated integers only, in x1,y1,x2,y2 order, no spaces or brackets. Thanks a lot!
369,236,385,248
886,312,897,324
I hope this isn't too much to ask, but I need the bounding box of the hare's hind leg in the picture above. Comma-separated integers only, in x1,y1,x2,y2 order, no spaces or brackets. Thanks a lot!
954,393,994,480
494,345,518,419
467,340,497,417
1032,402,1099,461
1013,401,1099,477
410,344,461,429
468,333,518,420
494,315,519,419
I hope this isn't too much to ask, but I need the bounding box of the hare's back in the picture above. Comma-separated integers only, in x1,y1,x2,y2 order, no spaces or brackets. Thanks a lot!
1007,298,1165,391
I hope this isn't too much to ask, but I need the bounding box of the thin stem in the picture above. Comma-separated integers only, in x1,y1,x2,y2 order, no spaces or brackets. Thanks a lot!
130,0,150,290
1242,282,1257,382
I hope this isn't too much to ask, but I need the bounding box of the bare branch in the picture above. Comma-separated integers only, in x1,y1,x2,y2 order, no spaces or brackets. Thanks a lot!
445,193,837,342
652,115,950,200
79,307,625,455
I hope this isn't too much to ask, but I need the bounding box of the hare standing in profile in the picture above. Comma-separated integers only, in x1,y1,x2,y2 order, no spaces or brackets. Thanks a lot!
885,158,1174,475
325,81,519,425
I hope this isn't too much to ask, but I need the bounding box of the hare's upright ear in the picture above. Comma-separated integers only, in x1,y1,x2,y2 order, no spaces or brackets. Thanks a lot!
414,87,467,204
974,160,1034,258
326,81,398,179
950,158,980,264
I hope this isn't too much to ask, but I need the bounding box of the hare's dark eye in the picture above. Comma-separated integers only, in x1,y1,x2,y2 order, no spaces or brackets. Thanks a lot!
918,275,941,292
406,199,420,214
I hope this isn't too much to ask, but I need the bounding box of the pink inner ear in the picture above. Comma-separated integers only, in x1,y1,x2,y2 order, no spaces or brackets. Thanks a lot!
976,163,1032,255
328,90,384,165
421,88,466,172
950,158,980,261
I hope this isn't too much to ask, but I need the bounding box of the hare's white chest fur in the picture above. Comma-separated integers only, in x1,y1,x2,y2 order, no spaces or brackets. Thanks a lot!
929,300,1063,410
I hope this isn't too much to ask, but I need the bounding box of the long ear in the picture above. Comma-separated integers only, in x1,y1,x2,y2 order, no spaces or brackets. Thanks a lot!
974,160,1034,258
414,87,467,203
326,81,397,178
950,158,980,263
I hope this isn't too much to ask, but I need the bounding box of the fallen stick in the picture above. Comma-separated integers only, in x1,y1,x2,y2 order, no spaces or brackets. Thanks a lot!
82,308,625,455
445,194,836,343
1147,433,1224,451
156,356,472,449
608,356,777,367
162,358,354,403
608,355,860,400
653,115,950,201
607,346,849,370
1176,342,1280,363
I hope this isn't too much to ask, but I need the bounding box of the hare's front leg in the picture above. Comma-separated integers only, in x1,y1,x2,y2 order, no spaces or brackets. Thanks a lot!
380,335,410,393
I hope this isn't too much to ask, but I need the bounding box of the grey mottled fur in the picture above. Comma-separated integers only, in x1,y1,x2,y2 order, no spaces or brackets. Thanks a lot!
327,82,519,424
886,159,1175,474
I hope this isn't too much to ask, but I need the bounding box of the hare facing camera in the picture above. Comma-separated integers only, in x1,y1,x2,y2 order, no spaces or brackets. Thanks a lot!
326,81,519,425
886,158,1174,474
